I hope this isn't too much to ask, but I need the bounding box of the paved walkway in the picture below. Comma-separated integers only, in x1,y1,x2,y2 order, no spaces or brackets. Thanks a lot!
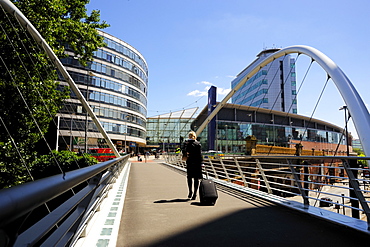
116,159,370,247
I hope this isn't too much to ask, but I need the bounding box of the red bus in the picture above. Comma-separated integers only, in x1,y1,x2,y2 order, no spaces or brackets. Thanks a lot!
89,148,116,162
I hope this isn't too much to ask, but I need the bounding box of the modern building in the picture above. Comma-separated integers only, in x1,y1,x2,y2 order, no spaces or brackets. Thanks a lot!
146,108,198,153
352,139,363,151
193,102,351,154
231,48,297,114
57,30,148,153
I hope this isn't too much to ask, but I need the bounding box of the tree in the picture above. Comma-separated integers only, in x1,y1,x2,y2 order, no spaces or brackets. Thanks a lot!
0,0,109,188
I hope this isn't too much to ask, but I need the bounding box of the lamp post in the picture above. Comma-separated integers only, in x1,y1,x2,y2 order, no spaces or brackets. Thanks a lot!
225,124,228,153
84,77,89,153
124,115,130,154
69,113,74,151
340,105,359,218
339,106,349,156
248,114,252,136
84,70,93,153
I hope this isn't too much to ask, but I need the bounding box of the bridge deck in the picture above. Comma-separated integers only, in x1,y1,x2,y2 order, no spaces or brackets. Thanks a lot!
114,158,370,246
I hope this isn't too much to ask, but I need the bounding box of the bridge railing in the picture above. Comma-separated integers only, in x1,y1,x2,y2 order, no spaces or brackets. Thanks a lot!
164,154,370,232
0,155,129,247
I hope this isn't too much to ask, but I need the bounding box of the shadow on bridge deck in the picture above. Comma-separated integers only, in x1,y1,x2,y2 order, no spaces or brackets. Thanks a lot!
117,158,370,247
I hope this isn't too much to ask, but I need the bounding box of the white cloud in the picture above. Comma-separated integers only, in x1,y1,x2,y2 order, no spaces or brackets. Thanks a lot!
217,87,231,95
187,90,208,97
198,80,213,86
188,79,231,98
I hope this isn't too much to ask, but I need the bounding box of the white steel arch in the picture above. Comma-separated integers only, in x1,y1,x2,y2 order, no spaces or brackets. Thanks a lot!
196,45,370,156
0,0,120,157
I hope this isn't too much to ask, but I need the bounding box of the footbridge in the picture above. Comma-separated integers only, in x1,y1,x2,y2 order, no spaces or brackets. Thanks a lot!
2,154,370,246
2,0,370,246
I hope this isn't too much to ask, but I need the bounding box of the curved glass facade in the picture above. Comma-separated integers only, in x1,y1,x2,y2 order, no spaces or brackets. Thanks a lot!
57,30,148,153
193,104,350,154
209,122,345,153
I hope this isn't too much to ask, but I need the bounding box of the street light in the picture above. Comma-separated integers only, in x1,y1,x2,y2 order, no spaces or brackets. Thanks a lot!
124,115,130,154
225,125,228,153
339,106,350,156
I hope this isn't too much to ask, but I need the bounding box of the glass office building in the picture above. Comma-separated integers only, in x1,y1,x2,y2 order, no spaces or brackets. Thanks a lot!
57,30,148,153
231,48,297,114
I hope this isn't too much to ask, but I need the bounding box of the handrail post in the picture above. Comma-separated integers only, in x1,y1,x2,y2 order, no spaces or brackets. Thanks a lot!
342,159,370,229
255,159,272,194
287,159,310,208
234,157,248,187
207,158,218,179
219,157,230,182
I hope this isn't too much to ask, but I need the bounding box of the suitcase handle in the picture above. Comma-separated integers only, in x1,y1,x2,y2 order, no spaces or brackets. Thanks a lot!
202,164,209,179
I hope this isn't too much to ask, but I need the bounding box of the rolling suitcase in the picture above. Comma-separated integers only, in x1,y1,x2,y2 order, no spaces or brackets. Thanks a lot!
199,169,218,205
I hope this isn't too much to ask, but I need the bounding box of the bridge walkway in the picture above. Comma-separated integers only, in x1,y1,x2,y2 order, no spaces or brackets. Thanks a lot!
114,158,370,247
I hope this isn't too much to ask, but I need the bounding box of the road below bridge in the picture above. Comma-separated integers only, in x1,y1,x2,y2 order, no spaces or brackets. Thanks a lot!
117,158,370,246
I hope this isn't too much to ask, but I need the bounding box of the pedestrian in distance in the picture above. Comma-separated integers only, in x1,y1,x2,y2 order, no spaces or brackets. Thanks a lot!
182,131,203,200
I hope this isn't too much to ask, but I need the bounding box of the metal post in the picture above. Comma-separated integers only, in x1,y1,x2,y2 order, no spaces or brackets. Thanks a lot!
255,159,272,194
341,193,346,215
56,116,60,151
342,159,370,228
339,106,350,156
288,159,309,208
84,78,89,153
219,158,230,182
225,125,228,154
234,157,248,187
207,158,218,179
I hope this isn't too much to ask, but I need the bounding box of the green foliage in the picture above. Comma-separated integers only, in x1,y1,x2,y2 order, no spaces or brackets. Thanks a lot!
353,148,367,167
353,148,364,156
0,149,98,189
13,0,109,66
0,0,108,188
31,150,98,181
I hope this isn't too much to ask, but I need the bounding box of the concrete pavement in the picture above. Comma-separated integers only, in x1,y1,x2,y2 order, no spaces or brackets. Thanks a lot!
116,159,370,247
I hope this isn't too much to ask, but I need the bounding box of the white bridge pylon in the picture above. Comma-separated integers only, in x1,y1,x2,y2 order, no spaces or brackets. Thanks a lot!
196,45,370,157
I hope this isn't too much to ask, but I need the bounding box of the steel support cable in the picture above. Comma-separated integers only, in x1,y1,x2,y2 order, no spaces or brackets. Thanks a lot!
285,57,313,114
235,54,290,155
0,24,72,174
0,3,70,212
229,56,276,145
0,7,81,168
263,54,300,155
0,114,33,181
0,0,120,157
229,54,290,153
311,122,350,207
0,54,66,177
236,56,276,112
195,45,370,161
0,56,54,229
268,57,313,154
0,6,72,168
298,76,330,147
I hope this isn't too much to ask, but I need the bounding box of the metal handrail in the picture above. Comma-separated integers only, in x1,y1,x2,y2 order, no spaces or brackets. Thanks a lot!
164,154,370,233
0,155,129,246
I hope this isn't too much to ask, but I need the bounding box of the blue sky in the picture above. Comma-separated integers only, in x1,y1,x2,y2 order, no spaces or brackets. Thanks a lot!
87,0,370,138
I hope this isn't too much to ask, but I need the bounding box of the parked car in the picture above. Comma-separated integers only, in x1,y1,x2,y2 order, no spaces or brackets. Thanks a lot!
203,150,224,159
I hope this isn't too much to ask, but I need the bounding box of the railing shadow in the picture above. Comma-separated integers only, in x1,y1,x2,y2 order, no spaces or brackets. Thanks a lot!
147,204,370,247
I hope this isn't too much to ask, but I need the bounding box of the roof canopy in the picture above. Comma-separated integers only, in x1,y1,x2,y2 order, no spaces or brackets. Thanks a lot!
149,107,198,119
